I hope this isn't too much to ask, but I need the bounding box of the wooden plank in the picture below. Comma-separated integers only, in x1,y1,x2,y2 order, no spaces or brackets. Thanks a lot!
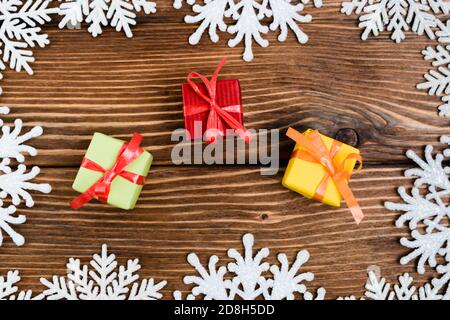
0,1,446,166
0,164,434,299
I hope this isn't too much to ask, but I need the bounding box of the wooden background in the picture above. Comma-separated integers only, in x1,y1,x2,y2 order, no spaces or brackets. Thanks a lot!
0,0,447,299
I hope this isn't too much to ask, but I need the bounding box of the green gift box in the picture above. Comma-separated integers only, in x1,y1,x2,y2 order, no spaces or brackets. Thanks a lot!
72,133,153,210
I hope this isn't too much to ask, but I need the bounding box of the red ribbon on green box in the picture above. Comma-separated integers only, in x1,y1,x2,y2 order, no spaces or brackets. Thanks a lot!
70,133,145,209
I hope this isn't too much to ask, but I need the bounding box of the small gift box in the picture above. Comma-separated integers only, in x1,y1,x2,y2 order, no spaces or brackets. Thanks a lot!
282,128,364,224
71,132,152,210
182,58,252,143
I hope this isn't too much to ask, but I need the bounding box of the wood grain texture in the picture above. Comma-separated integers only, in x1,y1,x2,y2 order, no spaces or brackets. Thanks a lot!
0,0,445,300
0,0,447,166
0,165,435,299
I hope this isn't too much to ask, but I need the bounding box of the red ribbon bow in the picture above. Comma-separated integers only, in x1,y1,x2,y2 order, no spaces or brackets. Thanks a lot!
187,57,252,143
70,133,145,209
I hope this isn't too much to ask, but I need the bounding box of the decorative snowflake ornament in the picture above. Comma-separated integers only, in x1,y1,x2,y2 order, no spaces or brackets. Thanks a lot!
384,136,450,300
58,0,157,38
0,270,42,300
40,244,167,300
0,0,58,76
0,107,51,246
174,233,326,300
341,0,449,43
417,22,450,117
174,0,322,62
339,271,449,300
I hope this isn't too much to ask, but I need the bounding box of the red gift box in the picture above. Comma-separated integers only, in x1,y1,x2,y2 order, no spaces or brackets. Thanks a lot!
182,58,251,143
183,79,243,140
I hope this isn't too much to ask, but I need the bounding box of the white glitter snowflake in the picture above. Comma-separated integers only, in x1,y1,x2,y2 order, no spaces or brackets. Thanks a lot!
173,233,326,300
58,0,157,38
173,0,322,62
0,106,51,247
341,0,449,43
0,0,57,78
384,136,450,300
0,270,42,300
417,21,450,117
40,244,167,300
339,271,449,300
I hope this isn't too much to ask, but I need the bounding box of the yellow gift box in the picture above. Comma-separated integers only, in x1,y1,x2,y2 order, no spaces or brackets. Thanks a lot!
282,128,363,223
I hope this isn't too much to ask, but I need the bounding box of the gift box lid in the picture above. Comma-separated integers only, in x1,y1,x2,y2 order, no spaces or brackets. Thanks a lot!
182,79,244,140
182,79,243,116
85,132,152,174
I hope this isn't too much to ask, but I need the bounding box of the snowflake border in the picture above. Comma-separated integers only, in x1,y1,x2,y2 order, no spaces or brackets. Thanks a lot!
0,270,43,300
57,0,157,38
339,270,449,300
0,0,58,77
173,0,322,62
40,244,167,300
0,107,52,247
384,137,450,300
174,233,326,300
341,0,449,43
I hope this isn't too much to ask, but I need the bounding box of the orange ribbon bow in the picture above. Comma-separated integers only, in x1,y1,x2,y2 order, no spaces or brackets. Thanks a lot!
287,128,364,224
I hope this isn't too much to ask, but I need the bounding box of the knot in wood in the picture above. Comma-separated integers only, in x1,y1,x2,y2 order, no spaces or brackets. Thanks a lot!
335,128,359,147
